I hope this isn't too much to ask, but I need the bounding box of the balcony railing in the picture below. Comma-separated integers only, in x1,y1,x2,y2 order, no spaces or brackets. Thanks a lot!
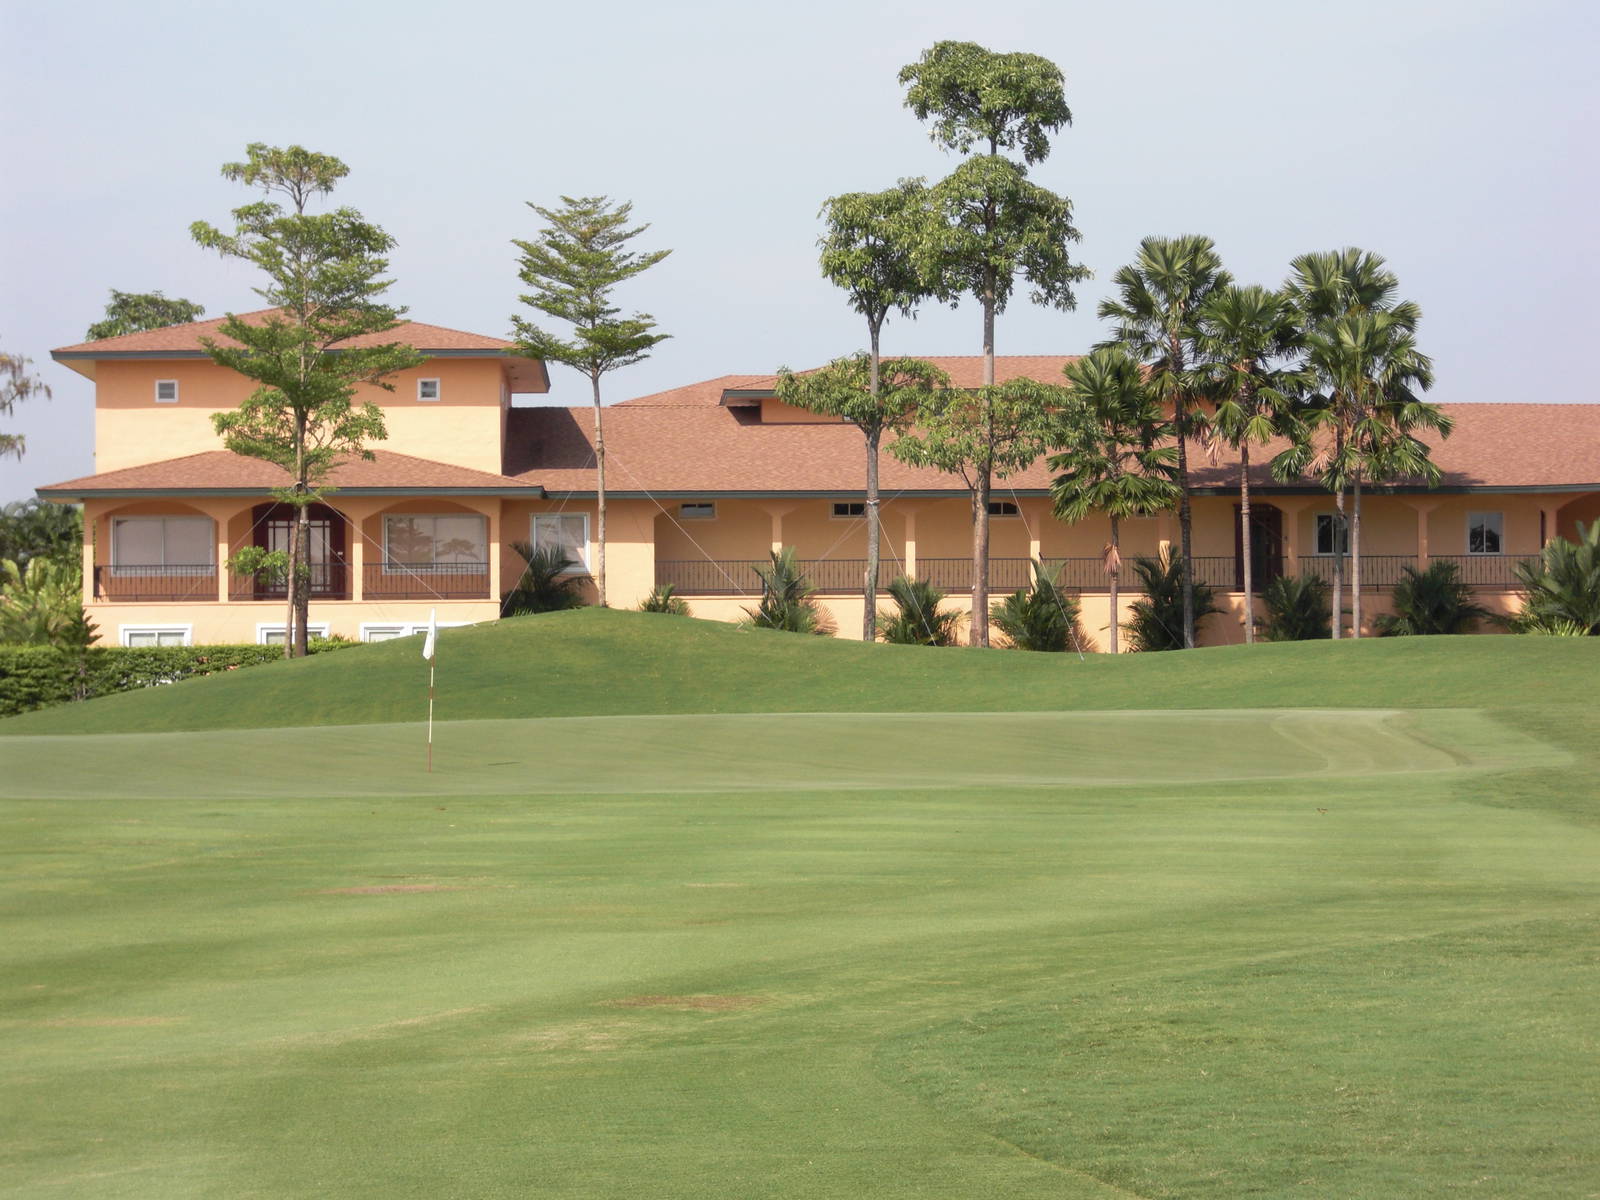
229,562,351,601
94,564,217,602
363,561,492,600
1427,554,1541,588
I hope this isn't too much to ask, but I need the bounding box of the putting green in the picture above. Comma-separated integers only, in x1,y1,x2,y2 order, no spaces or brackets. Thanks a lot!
0,707,1562,800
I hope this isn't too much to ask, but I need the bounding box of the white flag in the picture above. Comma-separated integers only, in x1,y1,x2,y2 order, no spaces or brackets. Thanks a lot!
421,608,437,661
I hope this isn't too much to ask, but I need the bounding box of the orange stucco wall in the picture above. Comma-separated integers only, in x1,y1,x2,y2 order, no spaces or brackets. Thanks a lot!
92,358,511,474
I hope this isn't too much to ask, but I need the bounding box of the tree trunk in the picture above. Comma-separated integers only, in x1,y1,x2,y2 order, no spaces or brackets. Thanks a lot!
1240,443,1254,645
1108,513,1120,656
287,417,307,660
592,374,607,608
1350,472,1363,639
864,323,882,643
1332,486,1346,640
294,501,310,657
1175,417,1195,649
972,468,991,648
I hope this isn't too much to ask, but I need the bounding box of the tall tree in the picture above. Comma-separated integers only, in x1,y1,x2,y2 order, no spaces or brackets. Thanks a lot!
86,290,206,340
899,40,1088,645
1194,284,1303,643
1,344,50,461
815,182,933,637
775,354,945,640
891,375,1061,645
0,499,81,572
1097,235,1232,648
192,143,421,658
1049,348,1180,654
512,196,671,609
1279,250,1443,637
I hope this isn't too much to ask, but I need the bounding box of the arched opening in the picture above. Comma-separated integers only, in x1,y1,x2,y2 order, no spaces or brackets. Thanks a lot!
233,503,350,600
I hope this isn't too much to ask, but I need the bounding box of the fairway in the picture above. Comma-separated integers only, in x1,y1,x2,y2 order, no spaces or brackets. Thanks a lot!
3,619,1598,1198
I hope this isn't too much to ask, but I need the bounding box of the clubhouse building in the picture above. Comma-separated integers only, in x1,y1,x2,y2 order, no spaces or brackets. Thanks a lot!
40,312,1600,650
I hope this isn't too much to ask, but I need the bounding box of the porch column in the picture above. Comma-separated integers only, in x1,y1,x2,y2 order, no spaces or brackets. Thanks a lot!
1409,500,1441,566
335,498,384,603
1540,502,1565,547
1027,499,1042,564
1276,498,1310,576
193,500,238,603
487,502,502,600
81,504,96,604
763,503,797,554
902,505,919,578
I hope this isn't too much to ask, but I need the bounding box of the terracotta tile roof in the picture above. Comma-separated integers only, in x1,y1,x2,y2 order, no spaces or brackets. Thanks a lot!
53,309,514,356
39,450,538,496
510,361,1600,494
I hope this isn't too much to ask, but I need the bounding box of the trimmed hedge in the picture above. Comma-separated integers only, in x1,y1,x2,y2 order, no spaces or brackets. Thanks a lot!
0,640,359,719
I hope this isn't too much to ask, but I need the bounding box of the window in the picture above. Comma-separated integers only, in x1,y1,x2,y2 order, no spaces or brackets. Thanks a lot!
1314,514,1350,556
831,502,866,519
532,513,589,573
679,502,716,520
111,516,213,569
120,625,191,648
1468,511,1503,555
154,379,179,403
257,623,330,646
988,501,1020,517
418,378,441,401
360,620,472,643
383,514,488,571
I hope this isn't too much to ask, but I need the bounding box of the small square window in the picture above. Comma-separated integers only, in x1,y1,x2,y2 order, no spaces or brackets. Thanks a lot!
988,501,1020,517
155,380,179,403
418,378,441,402
1315,514,1350,555
831,502,866,519
679,502,716,520
1467,511,1503,555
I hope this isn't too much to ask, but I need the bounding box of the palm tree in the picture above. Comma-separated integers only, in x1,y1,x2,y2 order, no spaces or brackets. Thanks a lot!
1194,284,1303,644
1049,347,1179,654
1096,236,1231,648
1279,249,1446,639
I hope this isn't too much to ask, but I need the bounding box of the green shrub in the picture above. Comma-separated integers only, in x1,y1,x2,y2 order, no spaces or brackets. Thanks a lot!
1506,521,1600,636
1375,561,1491,636
0,639,359,718
741,547,833,635
502,542,587,616
1261,574,1331,642
1124,554,1221,652
990,560,1081,652
639,584,691,616
878,576,962,646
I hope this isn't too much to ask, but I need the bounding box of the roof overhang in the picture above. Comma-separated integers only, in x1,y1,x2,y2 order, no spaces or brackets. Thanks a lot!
719,388,773,407
51,347,552,392
38,485,547,502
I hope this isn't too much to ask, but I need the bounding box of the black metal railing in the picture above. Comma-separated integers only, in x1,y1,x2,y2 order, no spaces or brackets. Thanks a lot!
1427,554,1541,588
94,564,217,602
363,561,492,600
228,562,350,601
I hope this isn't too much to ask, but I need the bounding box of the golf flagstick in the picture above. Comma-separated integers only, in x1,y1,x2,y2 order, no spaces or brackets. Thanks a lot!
422,607,437,773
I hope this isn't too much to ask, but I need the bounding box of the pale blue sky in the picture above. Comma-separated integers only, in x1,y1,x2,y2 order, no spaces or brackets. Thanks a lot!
2,0,1596,501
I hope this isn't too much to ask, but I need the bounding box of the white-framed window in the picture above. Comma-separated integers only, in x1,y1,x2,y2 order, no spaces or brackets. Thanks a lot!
531,513,590,573
110,516,214,570
360,620,472,643
1467,511,1503,555
120,624,192,648
1314,513,1350,555
831,502,865,519
678,502,716,520
382,514,488,572
988,501,1020,517
256,622,331,646
417,378,441,402
154,379,179,403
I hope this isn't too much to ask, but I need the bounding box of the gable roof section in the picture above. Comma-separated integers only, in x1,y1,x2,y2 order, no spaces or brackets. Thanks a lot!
52,309,549,391
38,449,541,499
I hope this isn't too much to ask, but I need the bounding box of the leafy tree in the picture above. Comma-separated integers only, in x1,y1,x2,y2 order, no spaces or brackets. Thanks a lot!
0,557,90,646
990,560,1080,652
0,500,81,572
811,182,936,637
1195,284,1303,643
502,543,587,615
1277,249,1447,639
1375,561,1490,636
1507,522,1600,635
741,547,833,635
512,196,671,609
1049,347,1179,654
877,574,962,646
776,354,945,639
897,40,1087,647
1261,574,1332,642
1097,235,1232,649
1,343,51,461
191,142,421,658
891,377,1060,646
1124,550,1221,652
85,290,205,340
638,584,691,616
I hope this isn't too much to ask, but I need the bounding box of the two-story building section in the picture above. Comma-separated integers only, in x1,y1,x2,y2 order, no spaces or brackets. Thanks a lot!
38,312,1600,648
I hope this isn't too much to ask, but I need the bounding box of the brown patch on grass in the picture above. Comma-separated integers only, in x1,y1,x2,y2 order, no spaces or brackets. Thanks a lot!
516,1019,635,1053
318,884,467,895
607,994,766,1011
